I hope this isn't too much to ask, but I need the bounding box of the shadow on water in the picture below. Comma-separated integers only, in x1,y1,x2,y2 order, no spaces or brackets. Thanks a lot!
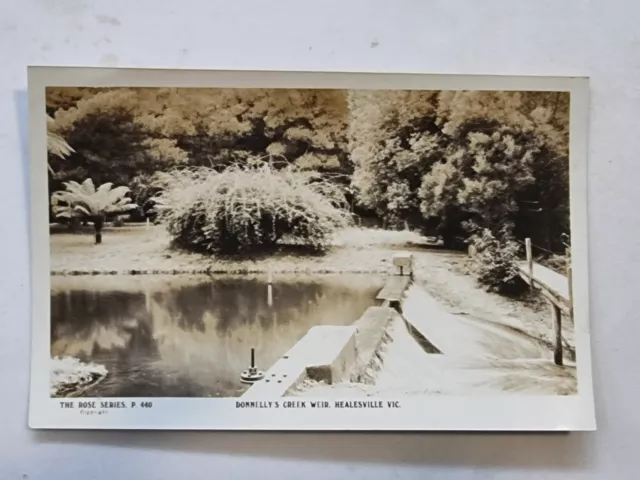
50,274,383,398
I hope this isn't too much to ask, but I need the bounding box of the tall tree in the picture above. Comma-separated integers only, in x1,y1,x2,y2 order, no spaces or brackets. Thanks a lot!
48,89,188,198
348,89,441,226
350,90,570,248
47,87,351,191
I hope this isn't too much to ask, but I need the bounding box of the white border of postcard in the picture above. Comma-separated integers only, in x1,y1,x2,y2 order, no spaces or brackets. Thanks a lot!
28,66,595,431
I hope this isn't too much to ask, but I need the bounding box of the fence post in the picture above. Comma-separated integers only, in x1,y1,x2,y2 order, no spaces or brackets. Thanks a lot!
566,247,574,322
525,238,533,287
567,266,574,322
551,302,563,366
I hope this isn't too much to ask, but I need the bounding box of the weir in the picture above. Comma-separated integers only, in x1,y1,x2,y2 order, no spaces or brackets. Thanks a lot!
241,252,414,398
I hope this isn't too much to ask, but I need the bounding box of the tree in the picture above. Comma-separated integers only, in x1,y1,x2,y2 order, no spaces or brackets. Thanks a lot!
47,115,74,174
48,90,189,195
136,87,351,174
47,87,352,211
419,118,568,249
46,87,97,115
348,89,441,227
435,90,569,156
49,87,349,171
349,90,570,249
51,179,137,244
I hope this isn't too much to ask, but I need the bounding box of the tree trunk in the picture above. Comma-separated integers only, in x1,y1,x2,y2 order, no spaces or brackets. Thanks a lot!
68,217,81,232
94,217,104,244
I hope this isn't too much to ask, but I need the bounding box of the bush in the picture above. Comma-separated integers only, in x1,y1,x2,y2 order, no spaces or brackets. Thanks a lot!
111,216,126,227
152,161,352,255
469,228,523,293
540,253,568,275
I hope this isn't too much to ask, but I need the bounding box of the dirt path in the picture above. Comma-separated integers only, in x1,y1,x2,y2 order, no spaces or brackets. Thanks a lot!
402,284,549,359
410,249,575,359
394,284,576,394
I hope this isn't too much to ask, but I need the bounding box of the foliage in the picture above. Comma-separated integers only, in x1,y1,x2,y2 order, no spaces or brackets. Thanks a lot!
52,178,137,219
51,179,137,243
350,90,570,250
152,160,352,255
47,132,74,158
539,253,568,275
468,228,523,293
46,87,571,256
48,91,187,197
419,120,548,244
47,87,352,215
128,174,163,221
436,91,570,157
47,116,74,158
48,87,349,169
348,90,442,227
47,115,74,174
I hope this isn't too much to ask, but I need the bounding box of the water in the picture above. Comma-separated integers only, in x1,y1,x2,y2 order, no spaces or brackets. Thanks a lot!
50,274,383,398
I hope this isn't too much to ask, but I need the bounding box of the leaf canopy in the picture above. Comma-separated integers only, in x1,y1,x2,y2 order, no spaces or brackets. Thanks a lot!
51,178,137,219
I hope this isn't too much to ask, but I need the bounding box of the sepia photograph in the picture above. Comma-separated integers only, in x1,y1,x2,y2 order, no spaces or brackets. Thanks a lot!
28,68,594,430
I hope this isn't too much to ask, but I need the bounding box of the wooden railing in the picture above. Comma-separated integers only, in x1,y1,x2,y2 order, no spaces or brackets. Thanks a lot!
518,238,573,366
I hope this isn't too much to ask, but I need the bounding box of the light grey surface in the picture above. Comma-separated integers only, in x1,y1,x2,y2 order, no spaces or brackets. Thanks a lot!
0,0,637,478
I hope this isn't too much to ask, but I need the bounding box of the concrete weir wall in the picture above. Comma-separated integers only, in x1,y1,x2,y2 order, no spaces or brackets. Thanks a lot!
242,326,357,398
350,306,400,382
242,256,413,398
242,307,401,398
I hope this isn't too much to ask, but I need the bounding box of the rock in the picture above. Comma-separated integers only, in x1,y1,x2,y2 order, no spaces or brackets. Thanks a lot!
50,356,108,397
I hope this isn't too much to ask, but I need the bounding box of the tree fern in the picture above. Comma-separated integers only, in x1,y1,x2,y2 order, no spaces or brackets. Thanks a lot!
51,178,137,244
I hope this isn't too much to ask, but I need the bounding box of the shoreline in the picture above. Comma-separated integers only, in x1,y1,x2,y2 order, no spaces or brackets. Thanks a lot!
49,226,426,277
51,267,389,276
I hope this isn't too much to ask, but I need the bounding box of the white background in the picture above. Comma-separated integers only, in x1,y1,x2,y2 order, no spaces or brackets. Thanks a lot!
0,0,638,478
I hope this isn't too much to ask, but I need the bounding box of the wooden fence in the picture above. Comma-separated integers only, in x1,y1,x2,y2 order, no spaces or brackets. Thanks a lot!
519,238,573,366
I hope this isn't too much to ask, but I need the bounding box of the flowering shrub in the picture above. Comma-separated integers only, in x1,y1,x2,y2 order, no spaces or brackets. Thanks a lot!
152,161,351,255
469,228,523,293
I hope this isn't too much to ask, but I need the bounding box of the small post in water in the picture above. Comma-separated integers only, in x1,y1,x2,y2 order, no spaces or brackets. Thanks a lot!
240,347,265,384
525,238,533,287
144,284,151,313
267,265,273,307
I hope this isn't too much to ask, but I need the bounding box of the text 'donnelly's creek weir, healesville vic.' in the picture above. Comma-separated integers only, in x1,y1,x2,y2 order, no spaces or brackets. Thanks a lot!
236,400,400,409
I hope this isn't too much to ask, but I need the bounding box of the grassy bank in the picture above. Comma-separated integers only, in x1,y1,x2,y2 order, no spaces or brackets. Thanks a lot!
50,224,432,275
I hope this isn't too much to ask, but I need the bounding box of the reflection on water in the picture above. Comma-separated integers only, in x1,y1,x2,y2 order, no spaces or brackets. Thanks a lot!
51,274,383,397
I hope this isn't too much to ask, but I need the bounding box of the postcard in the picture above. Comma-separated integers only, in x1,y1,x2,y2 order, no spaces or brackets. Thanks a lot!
28,67,595,430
